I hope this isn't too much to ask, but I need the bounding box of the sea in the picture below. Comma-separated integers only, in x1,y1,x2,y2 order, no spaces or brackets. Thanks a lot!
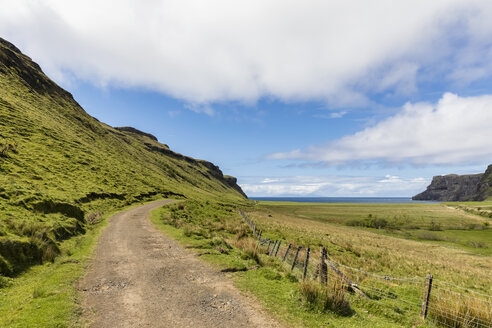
249,197,437,204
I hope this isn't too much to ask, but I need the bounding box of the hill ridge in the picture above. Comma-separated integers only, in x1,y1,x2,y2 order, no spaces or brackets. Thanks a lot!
0,37,246,276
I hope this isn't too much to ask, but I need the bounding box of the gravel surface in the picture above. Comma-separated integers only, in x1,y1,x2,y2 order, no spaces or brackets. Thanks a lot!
79,200,282,328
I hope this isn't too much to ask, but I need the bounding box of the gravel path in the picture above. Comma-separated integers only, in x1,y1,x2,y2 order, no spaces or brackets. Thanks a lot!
79,200,281,328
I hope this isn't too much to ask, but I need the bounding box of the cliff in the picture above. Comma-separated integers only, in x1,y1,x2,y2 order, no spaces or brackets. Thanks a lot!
413,165,492,201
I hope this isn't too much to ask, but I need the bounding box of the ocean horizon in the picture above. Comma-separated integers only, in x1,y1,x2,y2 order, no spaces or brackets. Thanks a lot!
249,197,437,204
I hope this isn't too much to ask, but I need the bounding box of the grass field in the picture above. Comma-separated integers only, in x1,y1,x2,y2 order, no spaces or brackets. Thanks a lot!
253,201,492,255
256,201,488,229
244,201,492,327
4,196,485,328
149,199,491,328
150,201,431,328
246,201,492,285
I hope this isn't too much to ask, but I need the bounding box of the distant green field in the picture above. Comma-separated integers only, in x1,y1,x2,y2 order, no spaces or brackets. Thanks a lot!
257,201,488,229
245,201,492,286
254,201,492,255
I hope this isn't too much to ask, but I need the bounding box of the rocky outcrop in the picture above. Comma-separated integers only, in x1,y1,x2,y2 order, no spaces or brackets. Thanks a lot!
224,175,247,198
115,126,158,141
413,165,492,201
0,37,73,98
475,165,492,200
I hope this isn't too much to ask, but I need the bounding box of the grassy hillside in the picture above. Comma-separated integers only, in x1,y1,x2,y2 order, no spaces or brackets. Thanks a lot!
0,37,247,276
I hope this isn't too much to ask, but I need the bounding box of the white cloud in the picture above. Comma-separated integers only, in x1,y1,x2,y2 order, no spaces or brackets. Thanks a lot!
184,103,215,116
313,111,348,119
2,1,492,105
268,93,492,166
261,178,280,183
240,175,429,197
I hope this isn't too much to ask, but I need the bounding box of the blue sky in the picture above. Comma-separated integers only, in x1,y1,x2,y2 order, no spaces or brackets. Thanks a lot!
1,0,492,197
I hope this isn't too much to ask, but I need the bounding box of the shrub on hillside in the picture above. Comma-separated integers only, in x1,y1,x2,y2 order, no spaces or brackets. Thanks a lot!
86,212,102,225
429,221,443,231
415,231,444,241
0,139,17,157
346,215,395,229
299,279,352,316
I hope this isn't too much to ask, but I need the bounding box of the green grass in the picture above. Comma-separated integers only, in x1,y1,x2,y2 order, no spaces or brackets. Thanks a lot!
2,37,490,328
378,227,492,255
257,201,487,230
234,270,430,328
446,201,492,219
254,201,492,255
0,202,109,327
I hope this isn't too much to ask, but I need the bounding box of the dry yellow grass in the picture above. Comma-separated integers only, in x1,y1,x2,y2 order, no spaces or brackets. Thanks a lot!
245,206,492,297
242,204,492,327
430,288,492,328
298,277,352,316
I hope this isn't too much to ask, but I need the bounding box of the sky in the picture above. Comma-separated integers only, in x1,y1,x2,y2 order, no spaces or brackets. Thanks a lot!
1,0,492,197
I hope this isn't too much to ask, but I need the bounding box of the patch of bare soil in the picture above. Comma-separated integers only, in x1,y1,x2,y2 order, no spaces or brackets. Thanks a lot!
79,200,282,328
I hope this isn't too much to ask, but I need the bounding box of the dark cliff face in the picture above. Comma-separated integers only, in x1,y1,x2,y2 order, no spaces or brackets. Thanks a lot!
224,175,247,198
476,164,492,200
0,37,73,98
413,165,492,201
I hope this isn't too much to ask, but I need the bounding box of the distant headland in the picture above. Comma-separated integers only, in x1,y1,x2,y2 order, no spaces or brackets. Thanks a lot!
413,164,492,201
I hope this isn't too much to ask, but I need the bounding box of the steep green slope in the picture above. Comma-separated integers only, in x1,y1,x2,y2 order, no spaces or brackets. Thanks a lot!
0,37,247,276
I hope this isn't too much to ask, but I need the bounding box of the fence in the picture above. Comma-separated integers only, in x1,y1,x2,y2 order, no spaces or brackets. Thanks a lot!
240,211,492,328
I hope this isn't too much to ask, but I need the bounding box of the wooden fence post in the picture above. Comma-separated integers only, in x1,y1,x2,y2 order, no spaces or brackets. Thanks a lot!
269,240,277,256
282,244,291,262
420,274,433,319
267,240,272,253
291,246,302,271
303,248,310,280
274,240,282,257
320,247,328,285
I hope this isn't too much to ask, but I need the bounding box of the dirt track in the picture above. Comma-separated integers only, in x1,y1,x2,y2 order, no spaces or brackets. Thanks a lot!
79,200,281,328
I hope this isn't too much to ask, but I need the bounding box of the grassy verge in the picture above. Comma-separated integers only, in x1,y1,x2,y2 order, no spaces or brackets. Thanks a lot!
149,201,434,328
0,200,158,328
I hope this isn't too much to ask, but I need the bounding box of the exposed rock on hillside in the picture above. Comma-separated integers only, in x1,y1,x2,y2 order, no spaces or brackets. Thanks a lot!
115,126,159,141
413,165,492,201
224,175,247,198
